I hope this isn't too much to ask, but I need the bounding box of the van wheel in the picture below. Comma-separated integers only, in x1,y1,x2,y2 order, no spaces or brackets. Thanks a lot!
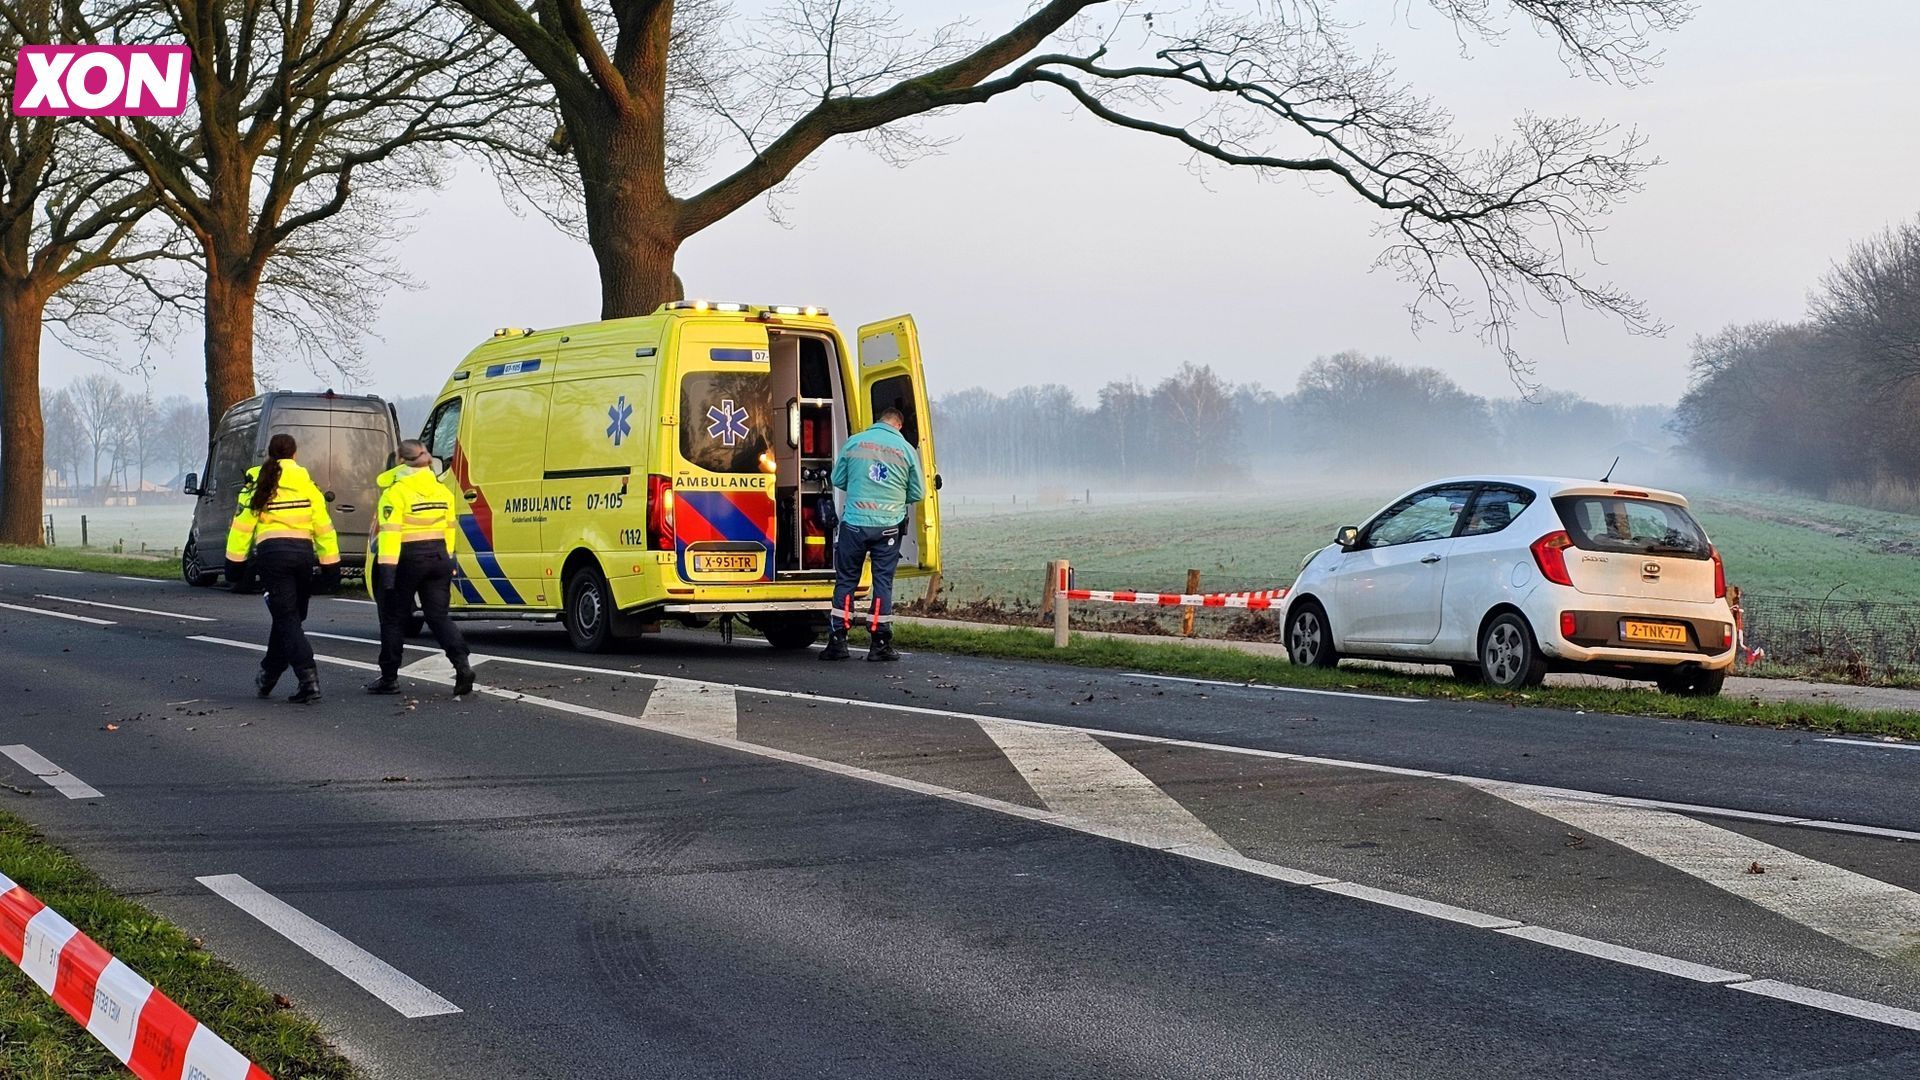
181,535,218,587
564,565,616,653
1657,668,1726,697
1480,613,1547,690
1286,602,1339,668
759,618,820,651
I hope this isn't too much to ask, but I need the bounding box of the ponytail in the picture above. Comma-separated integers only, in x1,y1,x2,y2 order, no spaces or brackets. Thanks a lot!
249,433,297,514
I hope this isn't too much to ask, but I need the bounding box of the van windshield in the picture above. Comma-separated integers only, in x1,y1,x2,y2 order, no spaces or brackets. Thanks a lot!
680,371,772,473
1552,495,1710,558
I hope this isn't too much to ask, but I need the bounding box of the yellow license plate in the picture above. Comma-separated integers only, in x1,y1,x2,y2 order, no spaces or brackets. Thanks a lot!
1622,620,1689,645
692,552,763,574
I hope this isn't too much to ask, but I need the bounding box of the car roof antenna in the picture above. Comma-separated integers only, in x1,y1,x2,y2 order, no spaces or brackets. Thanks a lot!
1599,455,1620,483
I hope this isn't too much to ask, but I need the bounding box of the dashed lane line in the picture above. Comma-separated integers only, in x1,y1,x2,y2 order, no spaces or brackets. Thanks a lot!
196,874,460,1019
115,575,162,582
0,601,113,626
1120,671,1425,703
641,680,739,741
1478,781,1920,960
1819,738,1920,752
0,745,104,799
35,595,215,622
978,719,1229,850
39,568,84,575
182,633,1920,1035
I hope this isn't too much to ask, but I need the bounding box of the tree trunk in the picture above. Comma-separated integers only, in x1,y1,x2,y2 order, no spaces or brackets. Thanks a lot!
203,263,261,433
0,287,48,546
573,100,683,319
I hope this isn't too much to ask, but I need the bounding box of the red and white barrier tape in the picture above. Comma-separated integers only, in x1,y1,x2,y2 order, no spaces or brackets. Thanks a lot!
0,870,273,1080
1063,587,1289,610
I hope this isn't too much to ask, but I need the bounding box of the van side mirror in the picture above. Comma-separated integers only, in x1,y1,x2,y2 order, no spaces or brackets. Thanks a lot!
385,451,398,470
183,473,200,496
1336,525,1361,549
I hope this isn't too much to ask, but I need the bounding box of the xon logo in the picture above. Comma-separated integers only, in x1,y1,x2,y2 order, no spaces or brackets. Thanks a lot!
11,45,190,116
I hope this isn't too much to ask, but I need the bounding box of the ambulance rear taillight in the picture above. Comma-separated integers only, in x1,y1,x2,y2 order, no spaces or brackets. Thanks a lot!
646,474,675,550
801,501,830,570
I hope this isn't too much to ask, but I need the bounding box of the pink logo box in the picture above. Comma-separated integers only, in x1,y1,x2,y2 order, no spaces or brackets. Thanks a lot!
12,45,191,117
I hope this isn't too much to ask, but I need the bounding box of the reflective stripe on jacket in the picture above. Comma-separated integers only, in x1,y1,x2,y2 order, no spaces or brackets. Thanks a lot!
829,422,925,528
373,465,458,564
226,461,339,564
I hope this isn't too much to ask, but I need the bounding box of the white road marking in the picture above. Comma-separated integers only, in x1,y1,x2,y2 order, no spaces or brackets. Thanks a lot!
1819,738,1920,752
0,601,113,626
309,630,431,652
35,595,214,622
978,719,1229,849
40,567,84,575
196,874,460,1018
0,745,103,799
1479,781,1920,960
1496,926,1750,984
331,597,378,606
1121,671,1425,703
115,576,162,583
185,633,1920,1033
188,636,381,671
1312,881,1522,929
399,653,459,682
341,645,1920,845
641,680,738,741
1732,979,1920,1032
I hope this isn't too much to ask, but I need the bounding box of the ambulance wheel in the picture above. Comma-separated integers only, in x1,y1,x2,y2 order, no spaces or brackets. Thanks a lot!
759,618,819,651
564,565,616,653
181,535,218,587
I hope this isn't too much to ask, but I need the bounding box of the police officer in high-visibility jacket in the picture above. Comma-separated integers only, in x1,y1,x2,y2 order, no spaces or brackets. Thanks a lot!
226,433,338,703
364,439,474,696
825,407,926,662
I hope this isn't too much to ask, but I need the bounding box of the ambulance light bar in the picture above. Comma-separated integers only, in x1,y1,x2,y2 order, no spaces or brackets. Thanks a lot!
665,299,751,313
492,327,532,337
766,304,827,317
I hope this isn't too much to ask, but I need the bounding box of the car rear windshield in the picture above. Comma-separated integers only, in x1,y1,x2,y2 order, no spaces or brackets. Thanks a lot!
1552,495,1710,558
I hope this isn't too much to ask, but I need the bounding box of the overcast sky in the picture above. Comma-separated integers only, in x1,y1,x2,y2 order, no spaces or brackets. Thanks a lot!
39,0,1920,409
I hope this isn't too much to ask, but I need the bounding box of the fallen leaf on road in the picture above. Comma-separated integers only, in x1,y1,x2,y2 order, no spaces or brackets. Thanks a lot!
1565,833,1589,849
1747,861,1767,875
102,723,119,732
272,994,293,1010
382,776,410,783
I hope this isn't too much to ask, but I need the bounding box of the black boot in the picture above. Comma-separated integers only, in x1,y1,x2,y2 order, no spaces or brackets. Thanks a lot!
452,657,475,696
255,668,282,698
821,633,851,661
867,637,901,662
364,674,400,695
288,669,322,704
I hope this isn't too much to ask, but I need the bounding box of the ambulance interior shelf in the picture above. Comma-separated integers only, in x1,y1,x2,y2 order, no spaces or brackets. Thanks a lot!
769,332,844,575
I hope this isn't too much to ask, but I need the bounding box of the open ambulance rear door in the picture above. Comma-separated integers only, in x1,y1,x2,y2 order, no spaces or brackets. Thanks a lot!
854,315,941,574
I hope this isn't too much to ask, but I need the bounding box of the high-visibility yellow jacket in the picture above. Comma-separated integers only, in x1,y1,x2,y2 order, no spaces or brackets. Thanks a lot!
373,464,458,565
226,461,339,564
236,465,260,509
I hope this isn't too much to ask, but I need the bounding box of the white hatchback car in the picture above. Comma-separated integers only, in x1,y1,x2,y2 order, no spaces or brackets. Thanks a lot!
1282,477,1736,695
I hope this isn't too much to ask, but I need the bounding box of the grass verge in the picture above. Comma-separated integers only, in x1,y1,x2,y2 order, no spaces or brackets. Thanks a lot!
0,545,174,580
0,812,355,1080
891,622,1920,739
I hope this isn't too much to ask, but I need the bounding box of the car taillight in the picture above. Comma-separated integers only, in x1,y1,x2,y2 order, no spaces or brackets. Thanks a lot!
646,474,675,551
1560,612,1578,640
1711,546,1726,599
1530,531,1575,587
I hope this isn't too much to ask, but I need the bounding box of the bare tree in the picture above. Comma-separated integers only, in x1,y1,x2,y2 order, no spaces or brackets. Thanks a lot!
69,372,127,490
156,394,206,477
1811,214,1920,391
0,2,172,543
77,0,557,430
455,0,1681,373
40,385,81,489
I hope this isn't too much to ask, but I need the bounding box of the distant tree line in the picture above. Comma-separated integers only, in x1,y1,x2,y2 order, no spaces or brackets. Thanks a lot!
932,356,1672,486
14,375,206,498
1674,216,1920,510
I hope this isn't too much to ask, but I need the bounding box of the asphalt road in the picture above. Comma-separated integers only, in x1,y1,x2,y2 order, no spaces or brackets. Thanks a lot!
2,562,1918,1079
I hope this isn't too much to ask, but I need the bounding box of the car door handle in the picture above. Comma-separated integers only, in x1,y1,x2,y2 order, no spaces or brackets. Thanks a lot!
1420,553,1443,564
463,490,478,500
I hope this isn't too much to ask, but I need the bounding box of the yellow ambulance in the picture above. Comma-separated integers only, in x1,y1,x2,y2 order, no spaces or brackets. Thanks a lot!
408,301,940,651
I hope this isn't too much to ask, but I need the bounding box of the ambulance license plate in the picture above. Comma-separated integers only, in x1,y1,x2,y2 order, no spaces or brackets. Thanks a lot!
692,552,763,575
1621,620,1688,645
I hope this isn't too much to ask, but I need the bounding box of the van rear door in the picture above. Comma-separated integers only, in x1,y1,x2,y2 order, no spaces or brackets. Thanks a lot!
854,315,940,573
672,324,777,585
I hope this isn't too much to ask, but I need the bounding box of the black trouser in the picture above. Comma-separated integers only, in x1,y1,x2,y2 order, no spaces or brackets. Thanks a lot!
378,542,468,677
830,520,905,642
254,539,316,677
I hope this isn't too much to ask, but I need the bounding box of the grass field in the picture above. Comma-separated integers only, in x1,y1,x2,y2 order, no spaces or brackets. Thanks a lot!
939,485,1920,605
41,503,194,553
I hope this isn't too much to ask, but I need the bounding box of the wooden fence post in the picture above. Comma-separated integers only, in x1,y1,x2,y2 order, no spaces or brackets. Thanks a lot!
1053,560,1071,648
1182,569,1201,637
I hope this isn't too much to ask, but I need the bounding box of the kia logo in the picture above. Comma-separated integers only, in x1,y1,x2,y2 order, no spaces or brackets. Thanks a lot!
1642,561,1661,575
12,46,191,117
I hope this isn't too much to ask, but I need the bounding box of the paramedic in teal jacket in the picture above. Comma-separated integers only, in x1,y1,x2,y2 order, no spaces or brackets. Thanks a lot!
825,407,926,661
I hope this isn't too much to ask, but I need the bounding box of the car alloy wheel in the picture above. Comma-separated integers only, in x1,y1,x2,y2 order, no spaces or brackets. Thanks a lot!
1287,604,1336,668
